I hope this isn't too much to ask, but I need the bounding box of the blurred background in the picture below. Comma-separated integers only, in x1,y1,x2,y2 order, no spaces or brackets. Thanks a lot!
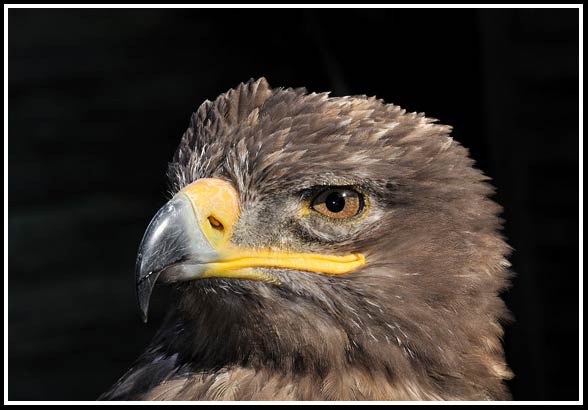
8,8,580,401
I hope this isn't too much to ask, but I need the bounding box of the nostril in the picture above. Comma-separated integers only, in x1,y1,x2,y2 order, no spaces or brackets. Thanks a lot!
208,215,224,231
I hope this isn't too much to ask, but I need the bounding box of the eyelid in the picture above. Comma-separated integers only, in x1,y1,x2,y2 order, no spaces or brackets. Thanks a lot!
300,185,362,199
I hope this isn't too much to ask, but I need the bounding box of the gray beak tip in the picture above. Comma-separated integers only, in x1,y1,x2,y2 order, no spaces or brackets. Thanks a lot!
136,270,159,324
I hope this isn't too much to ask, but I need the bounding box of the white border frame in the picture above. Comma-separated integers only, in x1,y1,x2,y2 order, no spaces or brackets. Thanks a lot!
3,3,583,405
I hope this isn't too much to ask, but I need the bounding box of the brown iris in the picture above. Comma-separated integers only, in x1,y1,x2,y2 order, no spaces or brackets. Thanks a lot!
311,188,365,219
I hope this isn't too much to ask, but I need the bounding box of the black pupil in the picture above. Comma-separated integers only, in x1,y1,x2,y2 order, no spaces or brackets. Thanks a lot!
325,192,346,213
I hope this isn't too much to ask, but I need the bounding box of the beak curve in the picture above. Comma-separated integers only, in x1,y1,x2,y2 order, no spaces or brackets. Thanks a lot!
135,194,217,323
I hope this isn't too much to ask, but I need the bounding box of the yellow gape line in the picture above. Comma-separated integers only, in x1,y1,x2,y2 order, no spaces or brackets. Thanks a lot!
206,249,365,276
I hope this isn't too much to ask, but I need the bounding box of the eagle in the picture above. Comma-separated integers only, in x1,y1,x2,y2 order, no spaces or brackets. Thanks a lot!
100,78,513,401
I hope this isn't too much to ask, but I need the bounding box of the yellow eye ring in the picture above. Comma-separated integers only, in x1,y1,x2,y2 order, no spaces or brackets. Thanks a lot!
310,188,366,220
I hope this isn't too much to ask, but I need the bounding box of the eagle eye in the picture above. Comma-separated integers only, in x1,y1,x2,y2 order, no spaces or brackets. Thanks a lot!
310,188,365,220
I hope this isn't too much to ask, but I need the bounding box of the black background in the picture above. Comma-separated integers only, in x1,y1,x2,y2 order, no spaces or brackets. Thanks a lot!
8,8,580,401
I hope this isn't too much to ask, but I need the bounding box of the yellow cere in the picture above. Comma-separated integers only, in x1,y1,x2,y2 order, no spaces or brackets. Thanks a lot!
179,178,240,248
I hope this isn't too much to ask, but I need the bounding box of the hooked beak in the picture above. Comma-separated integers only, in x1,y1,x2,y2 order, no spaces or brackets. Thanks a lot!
135,178,365,322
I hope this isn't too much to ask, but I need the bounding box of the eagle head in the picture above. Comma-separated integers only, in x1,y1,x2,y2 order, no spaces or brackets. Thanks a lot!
105,78,513,401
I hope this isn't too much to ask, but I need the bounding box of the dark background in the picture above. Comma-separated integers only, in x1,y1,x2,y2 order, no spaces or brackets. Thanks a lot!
8,8,580,401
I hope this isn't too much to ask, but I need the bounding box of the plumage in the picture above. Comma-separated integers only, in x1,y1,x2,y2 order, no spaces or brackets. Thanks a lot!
101,78,513,401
